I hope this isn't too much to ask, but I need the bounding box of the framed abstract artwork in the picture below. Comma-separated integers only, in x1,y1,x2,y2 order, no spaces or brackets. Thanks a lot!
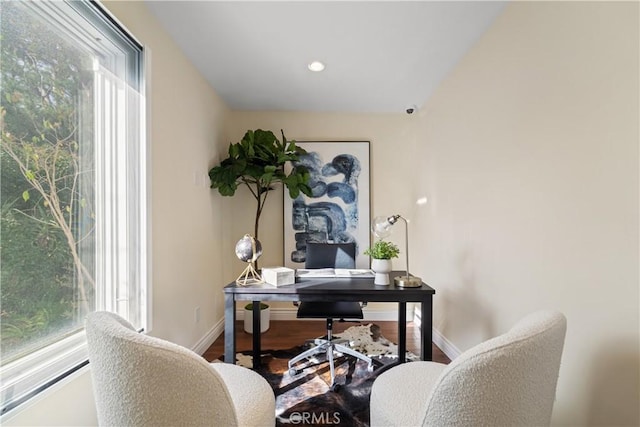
284,141,370,269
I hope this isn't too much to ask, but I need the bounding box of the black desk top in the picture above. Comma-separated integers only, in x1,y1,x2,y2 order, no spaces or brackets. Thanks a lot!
224,271,435,302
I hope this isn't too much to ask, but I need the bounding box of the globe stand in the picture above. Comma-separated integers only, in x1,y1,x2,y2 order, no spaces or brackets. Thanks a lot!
236,263,263,286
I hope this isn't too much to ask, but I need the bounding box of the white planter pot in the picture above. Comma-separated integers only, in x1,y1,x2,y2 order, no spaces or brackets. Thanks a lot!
244,304,270,333
371,259,393,285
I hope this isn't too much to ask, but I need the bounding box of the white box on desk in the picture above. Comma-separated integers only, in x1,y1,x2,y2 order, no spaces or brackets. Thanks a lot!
262,267,295,286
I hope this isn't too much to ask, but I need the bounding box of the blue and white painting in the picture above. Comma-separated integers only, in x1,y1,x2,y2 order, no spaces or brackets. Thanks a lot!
284,141,370,269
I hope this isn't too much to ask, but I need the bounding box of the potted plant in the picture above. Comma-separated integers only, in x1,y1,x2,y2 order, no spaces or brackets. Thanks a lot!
364,240,400,285
243,302,270,333
209,129,312,269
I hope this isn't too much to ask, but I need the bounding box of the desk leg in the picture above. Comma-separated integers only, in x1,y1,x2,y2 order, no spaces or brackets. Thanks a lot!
421,296,433,361
252,300,261,370
224,294,236,364
398,302,407,363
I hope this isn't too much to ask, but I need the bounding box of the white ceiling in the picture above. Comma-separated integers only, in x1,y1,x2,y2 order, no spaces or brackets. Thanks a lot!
144,1,507,113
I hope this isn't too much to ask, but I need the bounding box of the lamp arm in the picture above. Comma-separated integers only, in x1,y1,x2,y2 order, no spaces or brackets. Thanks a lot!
386,214,410,278
378,215,422,288
398,215,410,278
385,214,421,287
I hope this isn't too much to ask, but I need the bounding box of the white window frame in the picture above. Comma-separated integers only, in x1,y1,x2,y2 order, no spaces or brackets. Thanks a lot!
0,0,149,415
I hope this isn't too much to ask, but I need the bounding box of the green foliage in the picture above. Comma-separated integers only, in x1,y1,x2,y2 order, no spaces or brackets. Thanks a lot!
0,200,77,355
364,240,400,260
209,129,311,200
244,302,269,310
208,129,312,243
1,2,95,358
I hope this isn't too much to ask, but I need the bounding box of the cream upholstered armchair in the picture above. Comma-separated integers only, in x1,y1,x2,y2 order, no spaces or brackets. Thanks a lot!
370,310,566,427
85,311,275,427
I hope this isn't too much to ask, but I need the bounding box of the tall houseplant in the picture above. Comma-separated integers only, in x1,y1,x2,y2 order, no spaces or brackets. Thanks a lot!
209,129,311,266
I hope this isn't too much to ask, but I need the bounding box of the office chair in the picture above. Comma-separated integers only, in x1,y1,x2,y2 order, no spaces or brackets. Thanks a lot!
288,242,373,386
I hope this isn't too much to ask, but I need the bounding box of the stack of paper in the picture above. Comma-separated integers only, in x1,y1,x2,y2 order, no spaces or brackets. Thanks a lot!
295,268,374,278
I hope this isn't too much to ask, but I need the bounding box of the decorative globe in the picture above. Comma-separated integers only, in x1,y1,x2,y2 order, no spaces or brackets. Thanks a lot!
235,234,263,263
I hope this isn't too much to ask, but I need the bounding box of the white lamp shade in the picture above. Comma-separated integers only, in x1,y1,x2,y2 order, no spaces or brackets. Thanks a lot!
372,216,393,238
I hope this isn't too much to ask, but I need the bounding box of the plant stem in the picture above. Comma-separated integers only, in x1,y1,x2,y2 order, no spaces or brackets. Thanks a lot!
253,182,262,270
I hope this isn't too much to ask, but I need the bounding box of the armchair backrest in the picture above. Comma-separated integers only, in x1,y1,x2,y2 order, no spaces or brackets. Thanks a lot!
423,310,567,426
85,311,238,426
305,242,356,269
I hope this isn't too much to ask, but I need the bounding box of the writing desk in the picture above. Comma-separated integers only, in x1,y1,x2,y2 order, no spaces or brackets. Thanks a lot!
223,271,435,369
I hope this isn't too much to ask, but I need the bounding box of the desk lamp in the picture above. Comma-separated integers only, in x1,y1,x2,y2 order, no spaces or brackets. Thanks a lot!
371,215,422,287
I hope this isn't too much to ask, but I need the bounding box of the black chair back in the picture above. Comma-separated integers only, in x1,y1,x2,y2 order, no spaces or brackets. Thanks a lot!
305,242,356,269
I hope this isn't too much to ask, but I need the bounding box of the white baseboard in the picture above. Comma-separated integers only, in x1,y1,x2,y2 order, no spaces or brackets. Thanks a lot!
267,307,297,320
431,327,461,360
192,317,224,355
234,307,297,321
412,306,461,360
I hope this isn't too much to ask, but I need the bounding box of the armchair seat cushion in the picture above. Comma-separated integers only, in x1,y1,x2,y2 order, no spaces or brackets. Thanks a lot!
210,362,275,426
371,362,447,427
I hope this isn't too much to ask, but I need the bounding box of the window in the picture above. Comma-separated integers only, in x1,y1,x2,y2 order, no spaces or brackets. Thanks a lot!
0,0,146,413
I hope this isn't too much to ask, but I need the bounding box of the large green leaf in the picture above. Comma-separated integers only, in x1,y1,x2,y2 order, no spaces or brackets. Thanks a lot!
210,129,307,192
208,129,310,241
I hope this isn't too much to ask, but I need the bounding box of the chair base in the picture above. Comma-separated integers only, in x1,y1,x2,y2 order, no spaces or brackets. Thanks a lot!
288,337,373,386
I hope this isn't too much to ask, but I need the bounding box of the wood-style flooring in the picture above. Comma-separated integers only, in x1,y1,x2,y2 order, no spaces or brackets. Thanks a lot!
203,320,451,365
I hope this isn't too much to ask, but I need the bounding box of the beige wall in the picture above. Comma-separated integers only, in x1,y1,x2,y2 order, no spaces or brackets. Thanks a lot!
3,1,231,425
411,2,639,425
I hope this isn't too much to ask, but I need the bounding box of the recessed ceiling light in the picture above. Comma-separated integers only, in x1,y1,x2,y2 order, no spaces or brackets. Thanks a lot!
307,61,325,72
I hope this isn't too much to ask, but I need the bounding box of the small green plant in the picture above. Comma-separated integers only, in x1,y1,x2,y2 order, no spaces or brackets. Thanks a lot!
244,302,269,311
364,240,400,260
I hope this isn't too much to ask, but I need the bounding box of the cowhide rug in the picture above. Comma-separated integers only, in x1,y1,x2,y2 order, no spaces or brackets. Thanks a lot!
221,323,418,427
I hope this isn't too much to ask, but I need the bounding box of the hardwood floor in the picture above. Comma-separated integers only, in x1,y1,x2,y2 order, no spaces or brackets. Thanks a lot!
203,320,451,364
